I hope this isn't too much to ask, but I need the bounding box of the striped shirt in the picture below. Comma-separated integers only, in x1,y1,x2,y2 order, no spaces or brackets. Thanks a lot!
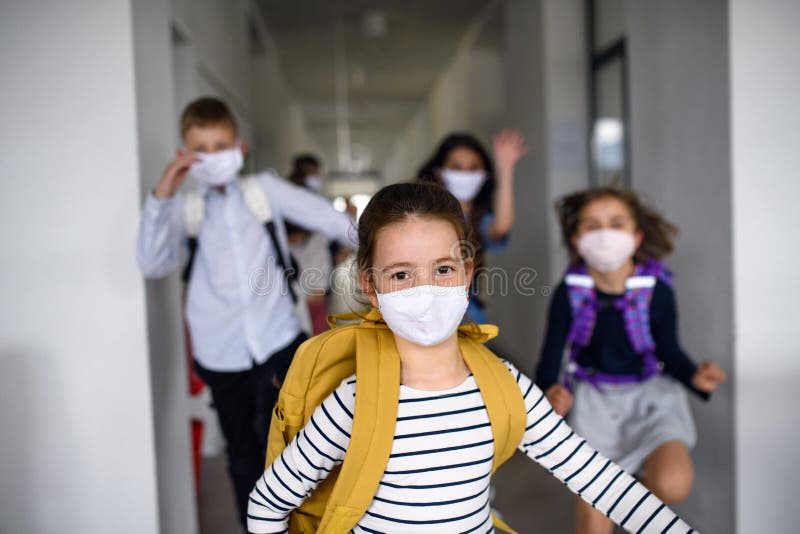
248,362,694,533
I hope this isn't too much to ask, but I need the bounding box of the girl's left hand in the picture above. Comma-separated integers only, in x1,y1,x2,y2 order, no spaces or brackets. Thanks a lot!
691,361,727,393
493,129,529,174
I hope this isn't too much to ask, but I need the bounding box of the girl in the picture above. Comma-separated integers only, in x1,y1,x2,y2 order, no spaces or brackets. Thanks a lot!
536,187,726,534
418,131,528,323
247,182,694,533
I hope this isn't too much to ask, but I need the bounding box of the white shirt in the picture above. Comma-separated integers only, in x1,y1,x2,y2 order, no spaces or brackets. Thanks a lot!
247,361,693,533
136,172,355,371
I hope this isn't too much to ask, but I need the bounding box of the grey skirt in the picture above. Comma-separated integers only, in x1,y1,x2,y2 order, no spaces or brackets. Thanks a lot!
567,375,697,474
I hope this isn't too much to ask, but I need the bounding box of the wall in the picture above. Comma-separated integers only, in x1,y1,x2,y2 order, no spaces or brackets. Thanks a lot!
539,1,591,290
251,53,322,174
172,0,252,121
0,1,159,533
490,0,589,371
729,1,800,531
383,106,432,183
485,4,588,528
427,50,472,140
131,1,198,532
626,1,735,531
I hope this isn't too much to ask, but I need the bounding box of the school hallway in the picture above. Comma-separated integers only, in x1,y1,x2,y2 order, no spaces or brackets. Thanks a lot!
1,1,798,533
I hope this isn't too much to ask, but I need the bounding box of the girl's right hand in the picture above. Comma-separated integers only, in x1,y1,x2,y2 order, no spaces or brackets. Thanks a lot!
154,151,198,199
545,384,574,416
692,361,727,393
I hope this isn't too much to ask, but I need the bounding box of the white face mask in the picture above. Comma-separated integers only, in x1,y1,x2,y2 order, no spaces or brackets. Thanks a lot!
305,175,324,193
440,169,486,202
376,284,469,347
577,229,636,273
187,146,243,187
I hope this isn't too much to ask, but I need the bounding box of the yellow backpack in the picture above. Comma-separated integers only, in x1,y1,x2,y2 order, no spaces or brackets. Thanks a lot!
265,308,526,533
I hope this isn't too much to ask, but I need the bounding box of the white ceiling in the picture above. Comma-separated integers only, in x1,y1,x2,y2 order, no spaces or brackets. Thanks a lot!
256,0,497,176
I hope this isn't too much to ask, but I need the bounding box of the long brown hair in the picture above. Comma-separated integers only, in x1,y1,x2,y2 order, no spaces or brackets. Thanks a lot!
555,187,678,264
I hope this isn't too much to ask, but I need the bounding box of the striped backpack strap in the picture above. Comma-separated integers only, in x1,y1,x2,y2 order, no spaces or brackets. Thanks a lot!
638,258,674,288
564,264,597,348
619,260,672,377
317,316,401,533
621,263,658,354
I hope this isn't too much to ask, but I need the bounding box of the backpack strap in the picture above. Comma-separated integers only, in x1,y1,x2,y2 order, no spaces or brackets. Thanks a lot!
638,258,674,288
239,174,274,223
181,178,289,290
317,320,401,533
265,325,359,534
616,260,671,379
460,334,525,534
183,189,205,238
180,176,298,300
240,175,298,303
460,336,527,472
564,264,597,349
182,189,205,283
327,310,372,328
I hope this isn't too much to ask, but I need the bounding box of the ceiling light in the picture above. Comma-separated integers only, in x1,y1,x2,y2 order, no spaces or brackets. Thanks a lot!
362,10,387,38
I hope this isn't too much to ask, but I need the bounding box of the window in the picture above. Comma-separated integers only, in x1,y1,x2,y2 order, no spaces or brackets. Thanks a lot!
587,0,629,187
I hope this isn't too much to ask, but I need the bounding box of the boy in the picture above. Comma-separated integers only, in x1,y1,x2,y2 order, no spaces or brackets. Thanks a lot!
136,97,354,526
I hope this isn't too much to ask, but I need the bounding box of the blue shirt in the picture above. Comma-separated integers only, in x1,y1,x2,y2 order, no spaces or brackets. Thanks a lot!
466,212,510,323
478,212,510,253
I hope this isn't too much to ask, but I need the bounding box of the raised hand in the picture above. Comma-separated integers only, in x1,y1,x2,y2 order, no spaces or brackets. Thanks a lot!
492,128,529,175
154,150,199,199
